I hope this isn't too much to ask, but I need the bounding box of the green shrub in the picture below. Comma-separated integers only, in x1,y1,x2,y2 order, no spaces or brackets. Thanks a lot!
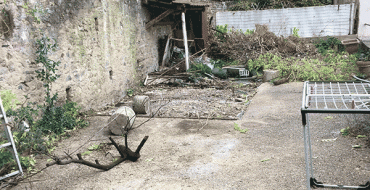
315,37,345,55
36,101,88,135
247,52,359,81
0,90,19,112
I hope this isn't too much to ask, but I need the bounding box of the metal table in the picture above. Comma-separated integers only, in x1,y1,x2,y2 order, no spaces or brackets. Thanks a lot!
301,81,370,189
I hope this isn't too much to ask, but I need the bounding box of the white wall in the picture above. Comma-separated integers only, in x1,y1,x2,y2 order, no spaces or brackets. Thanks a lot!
216,4,355,38
358,0,370,43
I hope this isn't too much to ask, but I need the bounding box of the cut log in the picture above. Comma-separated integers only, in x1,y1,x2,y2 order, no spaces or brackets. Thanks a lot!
133,96,150,114
108,106,136,135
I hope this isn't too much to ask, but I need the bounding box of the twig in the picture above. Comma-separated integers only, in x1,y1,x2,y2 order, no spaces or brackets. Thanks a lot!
146,48,206,85
130,99,172,130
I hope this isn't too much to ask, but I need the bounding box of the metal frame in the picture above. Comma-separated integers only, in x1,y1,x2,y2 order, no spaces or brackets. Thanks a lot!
0,96,23,181
301,81,370,189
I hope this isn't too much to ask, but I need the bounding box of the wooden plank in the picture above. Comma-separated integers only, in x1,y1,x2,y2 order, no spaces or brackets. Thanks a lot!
146,9,174,30
182,12,189,71
162,36,172,67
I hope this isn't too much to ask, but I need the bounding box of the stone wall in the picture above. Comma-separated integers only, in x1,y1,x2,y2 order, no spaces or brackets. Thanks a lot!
0,0,171,111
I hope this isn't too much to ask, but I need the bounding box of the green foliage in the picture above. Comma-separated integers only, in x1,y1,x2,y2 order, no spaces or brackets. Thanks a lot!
35,37,60,110
229,1,251,11
7,101,38,129
1,36,88,174
82,150,92,156
126,89,134,97
21,3,43,24
189,62,212,75
315,37,345,55
247,52,358,81
88,144,101,151
215,24,229,41
234,123,248,133
245,29,254,35
0,90,19,112
292,27,300,38
36,101,88,135
340,127,350,136
355,47,370,61
228,0,327,11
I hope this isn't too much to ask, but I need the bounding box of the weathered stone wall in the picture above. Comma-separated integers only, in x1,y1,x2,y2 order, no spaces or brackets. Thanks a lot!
0,0,171,111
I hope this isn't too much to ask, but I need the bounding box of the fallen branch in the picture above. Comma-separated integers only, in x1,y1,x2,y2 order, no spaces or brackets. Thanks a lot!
46,136,149,171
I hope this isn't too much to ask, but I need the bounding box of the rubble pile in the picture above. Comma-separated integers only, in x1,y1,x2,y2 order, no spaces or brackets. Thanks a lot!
207,24,318,64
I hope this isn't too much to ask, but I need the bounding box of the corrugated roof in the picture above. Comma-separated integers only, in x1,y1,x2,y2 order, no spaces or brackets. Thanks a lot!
216,4,354,38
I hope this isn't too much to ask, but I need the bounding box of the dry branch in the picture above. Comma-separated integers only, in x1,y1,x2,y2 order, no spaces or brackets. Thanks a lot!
46,136,149,171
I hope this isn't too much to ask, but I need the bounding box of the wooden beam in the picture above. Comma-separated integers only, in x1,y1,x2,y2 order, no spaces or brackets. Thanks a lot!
146,9,174,30
182,12,189,71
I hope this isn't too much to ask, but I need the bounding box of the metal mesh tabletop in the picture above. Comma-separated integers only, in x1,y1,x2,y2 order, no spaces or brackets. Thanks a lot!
302,81,370,112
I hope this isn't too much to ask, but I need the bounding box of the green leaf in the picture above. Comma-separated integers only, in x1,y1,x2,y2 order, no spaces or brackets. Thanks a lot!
234,123,248,133
324,116,333,119
82,151,92,156
340,127,350,136
261,158,270,162
352,145,362,148
88,144,100,151
356,135,367,138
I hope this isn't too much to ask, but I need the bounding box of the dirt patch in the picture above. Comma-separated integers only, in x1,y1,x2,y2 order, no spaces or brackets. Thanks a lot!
121,81,261,119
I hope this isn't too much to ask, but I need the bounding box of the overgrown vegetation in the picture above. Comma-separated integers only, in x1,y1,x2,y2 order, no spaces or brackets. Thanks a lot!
208,24,361,82
228,0,333,11
0,37,88,175
247,51,358,81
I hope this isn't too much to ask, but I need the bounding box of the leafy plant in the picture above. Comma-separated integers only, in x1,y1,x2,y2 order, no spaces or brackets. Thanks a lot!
340,127,350,136
21,3,43,24
0,90,19,112
246,52,358,82
292,27,299,38
82,150,92,156
126,89,134,97
234,123,248,133
35,37,60,111
189,62,212,75
356,135,366,139
315,37,345,55
88,144,101,151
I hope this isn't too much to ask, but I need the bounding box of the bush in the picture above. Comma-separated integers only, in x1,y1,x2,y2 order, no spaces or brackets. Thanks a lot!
0,90,19,112
247,52,359,81
36,101,88,135
315,37,345,55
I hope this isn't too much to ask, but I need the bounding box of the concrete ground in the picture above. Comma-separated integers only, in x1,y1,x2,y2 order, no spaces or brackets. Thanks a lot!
12,82,370,190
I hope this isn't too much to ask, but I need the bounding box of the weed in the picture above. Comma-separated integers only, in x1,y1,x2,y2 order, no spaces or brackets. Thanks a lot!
82,150,92,156
246,52,358,81
356,135,366,138
315,37,345,55
88,144,101,151
340,127,350,136
292,27,299,38
126,89,134,97
189,62,212,75
0,90,19,112
261,158,270,162
234,123,248,133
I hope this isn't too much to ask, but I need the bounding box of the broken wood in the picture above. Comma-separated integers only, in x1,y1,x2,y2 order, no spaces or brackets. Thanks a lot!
146,9,174,30
46,136,149,171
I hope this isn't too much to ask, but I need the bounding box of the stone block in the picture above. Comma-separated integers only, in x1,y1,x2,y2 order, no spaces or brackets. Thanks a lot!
263,70,279,82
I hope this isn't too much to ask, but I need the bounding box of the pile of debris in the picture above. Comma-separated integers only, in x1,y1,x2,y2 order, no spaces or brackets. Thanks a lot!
207,24,318,64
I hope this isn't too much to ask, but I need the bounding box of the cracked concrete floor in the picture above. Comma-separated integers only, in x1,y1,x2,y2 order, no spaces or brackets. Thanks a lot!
11,82,370,190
